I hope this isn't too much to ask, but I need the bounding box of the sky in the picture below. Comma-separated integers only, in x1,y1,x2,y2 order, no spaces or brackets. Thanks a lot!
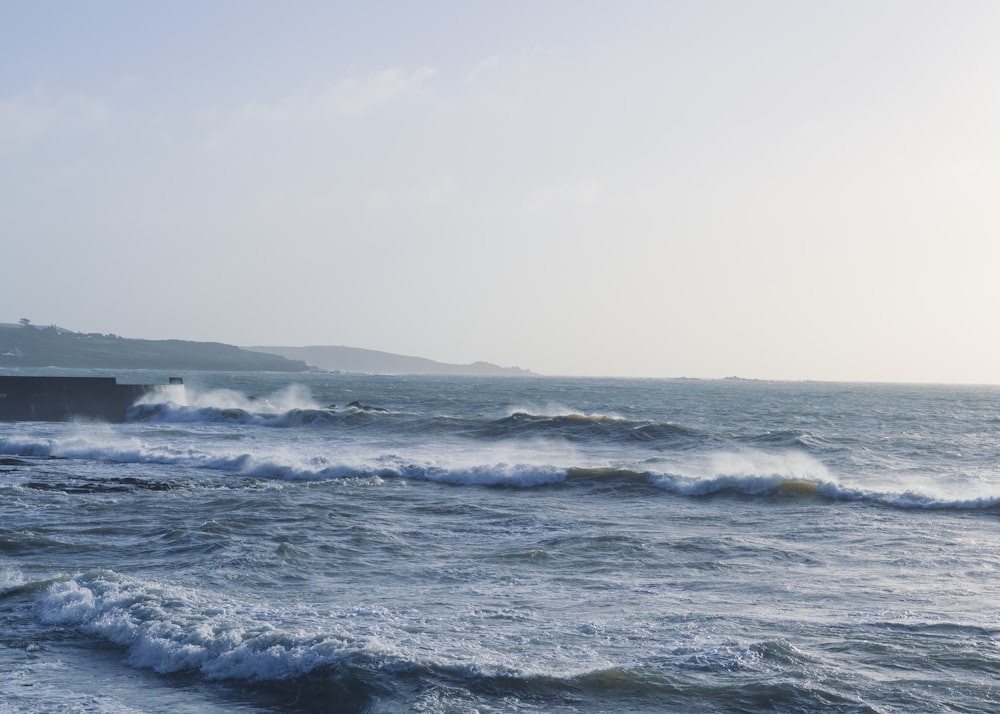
3,1,999,382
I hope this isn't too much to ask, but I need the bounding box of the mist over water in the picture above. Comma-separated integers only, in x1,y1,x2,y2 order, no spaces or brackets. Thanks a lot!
2,372,1000,712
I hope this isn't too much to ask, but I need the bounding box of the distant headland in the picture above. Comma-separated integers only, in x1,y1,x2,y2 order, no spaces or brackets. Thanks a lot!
0,321,533,376
0,321,306,372
247,345,535,377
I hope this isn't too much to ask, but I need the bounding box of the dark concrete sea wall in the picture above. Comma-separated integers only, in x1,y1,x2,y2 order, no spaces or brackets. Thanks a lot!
0,376,181,422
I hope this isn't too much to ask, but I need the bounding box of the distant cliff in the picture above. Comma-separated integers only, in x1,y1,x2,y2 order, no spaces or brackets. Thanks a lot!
248,345,535,376
0,324,307,372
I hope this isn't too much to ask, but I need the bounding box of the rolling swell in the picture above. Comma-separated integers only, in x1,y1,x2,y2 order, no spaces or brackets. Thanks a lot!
735,429,840,452
127,403,848,463
470,411,708,448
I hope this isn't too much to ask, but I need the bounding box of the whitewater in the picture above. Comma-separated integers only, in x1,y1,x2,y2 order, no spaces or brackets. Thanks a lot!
2,370,999,712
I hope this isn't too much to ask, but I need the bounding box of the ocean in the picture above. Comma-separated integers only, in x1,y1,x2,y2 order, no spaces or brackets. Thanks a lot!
1,370,999,713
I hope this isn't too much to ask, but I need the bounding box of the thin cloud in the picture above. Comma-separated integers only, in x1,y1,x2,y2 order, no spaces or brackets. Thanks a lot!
0,91,110,155
465,45,556,81
467,54,503,80
237,65,438,123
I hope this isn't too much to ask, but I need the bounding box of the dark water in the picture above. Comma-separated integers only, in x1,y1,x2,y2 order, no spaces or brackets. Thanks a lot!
2,371,1000,712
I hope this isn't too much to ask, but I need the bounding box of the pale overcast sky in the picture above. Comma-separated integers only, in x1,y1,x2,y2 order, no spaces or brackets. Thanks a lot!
3,1,999,382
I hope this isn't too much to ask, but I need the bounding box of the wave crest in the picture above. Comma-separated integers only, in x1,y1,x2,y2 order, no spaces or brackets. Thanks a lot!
36,570,360,681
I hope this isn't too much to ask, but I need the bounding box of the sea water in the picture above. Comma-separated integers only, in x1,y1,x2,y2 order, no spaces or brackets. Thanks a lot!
1,371,999,712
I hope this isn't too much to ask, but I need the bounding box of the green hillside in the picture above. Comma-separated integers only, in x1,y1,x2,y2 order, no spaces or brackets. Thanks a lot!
0,323,307,372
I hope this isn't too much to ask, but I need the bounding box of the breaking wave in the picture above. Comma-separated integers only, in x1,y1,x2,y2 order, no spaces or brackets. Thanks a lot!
2,429,998,511
35,570,364,681
122,395,846,466
127,383,397,428
128,402,342,427
27,570,859,712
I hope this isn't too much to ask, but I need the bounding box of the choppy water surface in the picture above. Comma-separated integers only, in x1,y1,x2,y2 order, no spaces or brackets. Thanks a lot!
2,372,1000,712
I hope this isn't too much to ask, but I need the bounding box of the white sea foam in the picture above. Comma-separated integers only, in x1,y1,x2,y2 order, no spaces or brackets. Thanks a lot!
0,557,25,590
130,383,324,425
632,449,1000,509
35,570,359,681
405,462,566,487
184,383,319,413
0,663,149,714
31,571,608,685
504,403,631,422
648,450,831,495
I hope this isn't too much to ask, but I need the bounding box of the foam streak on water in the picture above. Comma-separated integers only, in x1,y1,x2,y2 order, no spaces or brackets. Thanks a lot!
2,372,1000,712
